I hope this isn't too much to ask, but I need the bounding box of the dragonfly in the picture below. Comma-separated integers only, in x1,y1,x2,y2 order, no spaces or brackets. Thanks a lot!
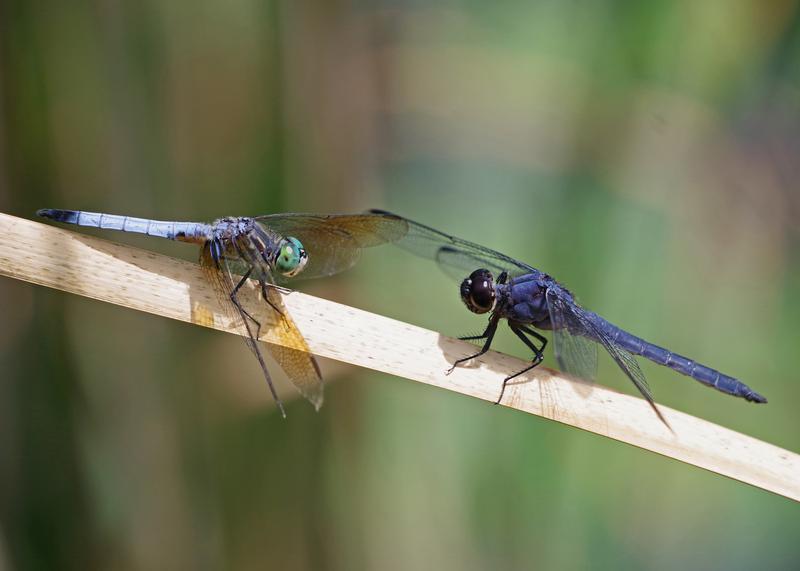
371,210,767,425
37,208,408,416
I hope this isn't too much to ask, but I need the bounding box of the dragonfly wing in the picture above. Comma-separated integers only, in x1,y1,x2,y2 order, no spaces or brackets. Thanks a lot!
591,329,669,425
545,288,598,382
546,289,667,424
199,243,288,415
434,246,518,282
593,332,653,403
255,213,409,282
199,243,258,351
258,280,324,410
200,244,324,412
369,210,536,281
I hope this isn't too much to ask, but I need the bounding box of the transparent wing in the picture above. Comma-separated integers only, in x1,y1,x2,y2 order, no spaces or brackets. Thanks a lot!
591,326,668,425
545,288,598,382
259,281,324,410
199,244,324,412
592,331,653,404
369,209,536,281
545,287,667,423
199,244,264,350
255,212,409,282
199,245,286,411
433,246,520,282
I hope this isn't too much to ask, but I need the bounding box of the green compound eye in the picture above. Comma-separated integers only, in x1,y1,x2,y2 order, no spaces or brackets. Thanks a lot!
276,237,308,277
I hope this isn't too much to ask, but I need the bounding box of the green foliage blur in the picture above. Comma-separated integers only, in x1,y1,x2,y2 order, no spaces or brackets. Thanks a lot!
1,1,799,569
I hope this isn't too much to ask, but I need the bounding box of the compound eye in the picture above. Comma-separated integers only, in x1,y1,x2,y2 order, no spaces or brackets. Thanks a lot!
276,237,308,277
460,269,495,314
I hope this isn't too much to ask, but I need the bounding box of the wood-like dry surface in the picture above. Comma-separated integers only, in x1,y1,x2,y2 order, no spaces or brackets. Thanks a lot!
1,212,797,501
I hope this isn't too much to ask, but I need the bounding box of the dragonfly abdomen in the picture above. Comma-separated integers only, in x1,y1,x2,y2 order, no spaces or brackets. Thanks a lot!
37,209,211,242
603,324,767,403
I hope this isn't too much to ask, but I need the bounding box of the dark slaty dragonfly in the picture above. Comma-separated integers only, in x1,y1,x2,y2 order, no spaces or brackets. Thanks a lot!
37,208,408,416
371,210,767,424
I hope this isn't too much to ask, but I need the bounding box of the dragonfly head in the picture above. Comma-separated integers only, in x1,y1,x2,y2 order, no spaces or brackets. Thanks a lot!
460,269,496,314
276,236,308,277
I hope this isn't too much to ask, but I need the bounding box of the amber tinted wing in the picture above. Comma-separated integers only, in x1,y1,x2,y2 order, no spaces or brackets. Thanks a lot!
254,213,408,282
200,240,324,410
199,243,289,415
258,282,324,410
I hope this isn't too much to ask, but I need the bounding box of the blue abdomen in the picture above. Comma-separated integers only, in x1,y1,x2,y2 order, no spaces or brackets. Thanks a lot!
590,315,766,402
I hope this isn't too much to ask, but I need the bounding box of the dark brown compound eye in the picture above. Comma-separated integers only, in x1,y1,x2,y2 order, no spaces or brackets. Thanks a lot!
460,269,495,314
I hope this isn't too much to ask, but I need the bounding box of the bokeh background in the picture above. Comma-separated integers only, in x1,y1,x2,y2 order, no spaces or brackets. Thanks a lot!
1,1,799,569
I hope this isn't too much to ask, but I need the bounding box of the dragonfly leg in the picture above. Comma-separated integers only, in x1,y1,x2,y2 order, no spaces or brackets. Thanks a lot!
259,281,290,331
495,323,548,404
458,331,489,341
515,324,548,352
230,268,263,340
271,284,293,295
447,314,500,374
259,281,286,316
228,269,286,417
258,279,293,295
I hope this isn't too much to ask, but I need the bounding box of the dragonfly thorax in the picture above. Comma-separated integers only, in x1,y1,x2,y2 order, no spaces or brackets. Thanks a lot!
207,217,309,278
213,216,256,236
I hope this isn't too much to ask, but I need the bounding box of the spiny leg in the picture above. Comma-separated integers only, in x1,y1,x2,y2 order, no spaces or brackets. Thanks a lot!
459,331,490,341
208,242,256,333
495,323,548,404
259,281,288,327
447,314,501,375
229,268,263,340
226,242,268,338
515,324,548,353
228,267,286,417
257,275,292,296
237,308,285,417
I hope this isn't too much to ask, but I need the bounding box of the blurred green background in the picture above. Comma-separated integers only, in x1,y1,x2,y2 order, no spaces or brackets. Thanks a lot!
1,1,799,569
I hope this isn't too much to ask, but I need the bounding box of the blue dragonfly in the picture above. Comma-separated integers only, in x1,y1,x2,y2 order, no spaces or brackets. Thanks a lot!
371,210,767,424
37,208,408,416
